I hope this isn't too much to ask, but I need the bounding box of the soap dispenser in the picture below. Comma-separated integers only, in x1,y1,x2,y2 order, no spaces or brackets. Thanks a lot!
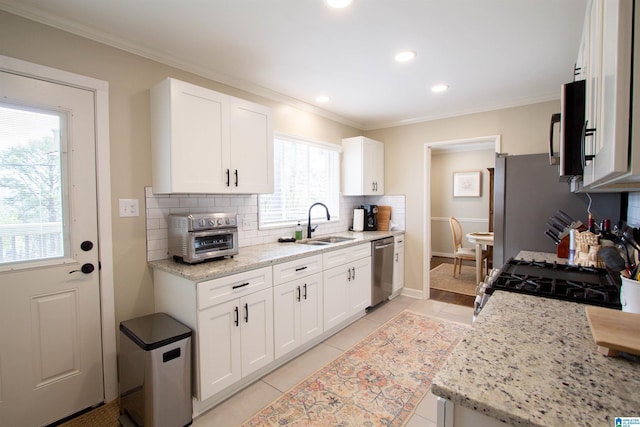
295,221,303,240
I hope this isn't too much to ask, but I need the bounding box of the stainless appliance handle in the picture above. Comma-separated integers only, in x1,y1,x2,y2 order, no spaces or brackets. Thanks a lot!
374,243,394,249
549,112,561,165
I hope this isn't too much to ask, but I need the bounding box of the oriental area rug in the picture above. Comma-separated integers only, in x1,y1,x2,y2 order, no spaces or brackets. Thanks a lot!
241,311,469,427
429,263,477,296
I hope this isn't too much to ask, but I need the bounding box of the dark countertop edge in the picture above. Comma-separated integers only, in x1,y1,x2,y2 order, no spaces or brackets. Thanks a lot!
149,230,404,282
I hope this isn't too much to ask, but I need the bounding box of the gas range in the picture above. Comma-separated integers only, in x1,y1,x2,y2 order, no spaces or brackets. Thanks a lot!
486,258,622,310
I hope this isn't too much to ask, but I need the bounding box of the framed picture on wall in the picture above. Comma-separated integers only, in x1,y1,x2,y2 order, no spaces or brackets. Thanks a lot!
453,171,481,197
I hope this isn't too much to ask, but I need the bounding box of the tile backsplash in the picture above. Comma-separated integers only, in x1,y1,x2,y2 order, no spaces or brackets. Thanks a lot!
145,187,406,262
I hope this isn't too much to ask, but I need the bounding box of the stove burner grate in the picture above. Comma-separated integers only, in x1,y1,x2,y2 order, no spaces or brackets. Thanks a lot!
487,258,621,310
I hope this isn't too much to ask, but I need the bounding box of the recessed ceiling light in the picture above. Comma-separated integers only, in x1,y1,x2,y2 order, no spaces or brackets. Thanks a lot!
325,0,352,8
395,51,416,62
316,95,331,103
431,84,449,93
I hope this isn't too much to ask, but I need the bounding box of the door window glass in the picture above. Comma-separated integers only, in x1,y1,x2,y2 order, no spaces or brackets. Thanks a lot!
0,104,68,264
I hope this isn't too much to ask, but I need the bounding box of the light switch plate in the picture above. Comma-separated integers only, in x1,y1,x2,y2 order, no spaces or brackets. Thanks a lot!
119,198,139,217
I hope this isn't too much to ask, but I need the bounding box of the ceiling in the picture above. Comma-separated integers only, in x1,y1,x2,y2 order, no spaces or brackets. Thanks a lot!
0,0,588,130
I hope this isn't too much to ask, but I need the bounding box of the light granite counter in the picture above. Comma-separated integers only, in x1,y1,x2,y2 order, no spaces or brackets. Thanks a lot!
514,250,568,264
149,230,403,282
432,291,640,426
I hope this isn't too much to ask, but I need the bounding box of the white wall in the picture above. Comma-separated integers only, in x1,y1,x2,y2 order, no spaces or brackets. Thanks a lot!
430,148,495,256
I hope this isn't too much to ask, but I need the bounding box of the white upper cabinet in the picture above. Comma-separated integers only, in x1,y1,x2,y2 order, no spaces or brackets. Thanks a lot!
581,0,640,190
342,136,385,195
151,78,274,194
229,97,274,193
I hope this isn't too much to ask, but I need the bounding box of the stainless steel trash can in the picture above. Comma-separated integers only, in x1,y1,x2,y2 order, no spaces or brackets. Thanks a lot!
119,313,192,427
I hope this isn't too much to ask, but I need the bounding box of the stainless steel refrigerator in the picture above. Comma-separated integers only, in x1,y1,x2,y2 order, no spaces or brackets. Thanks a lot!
493,153,623,266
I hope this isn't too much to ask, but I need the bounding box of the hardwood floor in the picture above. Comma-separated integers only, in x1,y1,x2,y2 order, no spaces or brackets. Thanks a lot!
430,256,475,307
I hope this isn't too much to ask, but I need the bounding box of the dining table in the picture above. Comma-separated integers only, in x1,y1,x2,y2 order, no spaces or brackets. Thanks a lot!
466,231,494,284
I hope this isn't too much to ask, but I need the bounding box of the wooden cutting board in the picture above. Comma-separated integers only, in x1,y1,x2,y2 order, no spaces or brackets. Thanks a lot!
377,206,391,231
585,306,640,356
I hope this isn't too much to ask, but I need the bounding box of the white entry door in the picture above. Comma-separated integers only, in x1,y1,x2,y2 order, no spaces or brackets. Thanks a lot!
0,70,104,426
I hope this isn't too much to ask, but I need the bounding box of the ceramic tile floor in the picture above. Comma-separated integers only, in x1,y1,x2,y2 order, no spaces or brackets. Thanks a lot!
192,295,473,427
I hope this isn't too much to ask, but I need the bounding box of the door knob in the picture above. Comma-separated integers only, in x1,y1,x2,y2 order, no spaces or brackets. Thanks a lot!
69,263,95,274
80,241,94,251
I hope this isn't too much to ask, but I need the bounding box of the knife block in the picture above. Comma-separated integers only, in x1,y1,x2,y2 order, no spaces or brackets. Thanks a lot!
557,235,569,259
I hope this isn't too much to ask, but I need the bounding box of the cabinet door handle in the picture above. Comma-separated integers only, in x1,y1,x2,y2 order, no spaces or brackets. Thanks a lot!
303,284,307,300
347,268,351,281
295,266,308,272
235,169,239,187
244,303,249,323
581,120,596,169
296,285,301,302
395,253,398,262
226,169,230,187
234,306,239,326
372,181,375,191
232,282,250,289
352,267,356,279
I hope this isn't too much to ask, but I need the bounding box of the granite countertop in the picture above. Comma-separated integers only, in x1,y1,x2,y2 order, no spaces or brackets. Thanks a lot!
432,292,640,426
149,230,403,282
514,250,568,264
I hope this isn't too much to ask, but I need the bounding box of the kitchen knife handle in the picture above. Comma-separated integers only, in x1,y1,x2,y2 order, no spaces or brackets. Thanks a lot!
545,229,561,245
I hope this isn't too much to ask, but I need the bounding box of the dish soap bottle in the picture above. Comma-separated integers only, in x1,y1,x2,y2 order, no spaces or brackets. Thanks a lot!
295,221,303,240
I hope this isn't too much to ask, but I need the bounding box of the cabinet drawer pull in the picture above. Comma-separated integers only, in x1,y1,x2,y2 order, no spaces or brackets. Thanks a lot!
234,306,239,326
232,282,250,289
244,303,249,323
295,266,308,272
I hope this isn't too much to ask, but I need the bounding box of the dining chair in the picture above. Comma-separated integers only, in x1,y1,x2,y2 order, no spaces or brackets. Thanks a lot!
448,217,488,278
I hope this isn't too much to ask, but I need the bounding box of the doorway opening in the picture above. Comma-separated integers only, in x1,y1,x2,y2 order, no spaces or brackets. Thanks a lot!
423,135,501,303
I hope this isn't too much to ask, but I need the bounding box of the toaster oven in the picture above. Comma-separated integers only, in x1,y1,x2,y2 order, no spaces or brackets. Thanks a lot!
168,212,238,263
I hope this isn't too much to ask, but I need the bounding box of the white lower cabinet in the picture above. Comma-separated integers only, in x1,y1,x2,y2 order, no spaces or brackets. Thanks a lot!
153,266,273,402
198,287,273,399
153,241,381,410
391,235,405,298
272,254,323,359
323,243,372,331
273,273,323,359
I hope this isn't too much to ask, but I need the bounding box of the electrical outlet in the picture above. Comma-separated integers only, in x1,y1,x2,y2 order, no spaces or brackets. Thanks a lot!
242,219,252,230
119,198,139,217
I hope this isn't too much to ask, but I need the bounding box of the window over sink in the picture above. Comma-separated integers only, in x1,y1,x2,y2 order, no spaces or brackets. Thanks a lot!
259,134,340,228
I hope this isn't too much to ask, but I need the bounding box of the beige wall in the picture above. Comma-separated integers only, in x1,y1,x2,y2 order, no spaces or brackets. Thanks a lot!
365,101,559,293
0,11,361,329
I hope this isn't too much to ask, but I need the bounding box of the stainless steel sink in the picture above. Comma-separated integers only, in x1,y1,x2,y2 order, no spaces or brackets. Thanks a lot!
313,236,356,243
297,236,356,245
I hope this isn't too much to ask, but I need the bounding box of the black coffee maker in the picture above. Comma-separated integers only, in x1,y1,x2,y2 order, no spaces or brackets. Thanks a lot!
361,204,378,231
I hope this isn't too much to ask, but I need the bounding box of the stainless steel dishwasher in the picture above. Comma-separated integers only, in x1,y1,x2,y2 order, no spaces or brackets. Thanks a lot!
371,237,395,307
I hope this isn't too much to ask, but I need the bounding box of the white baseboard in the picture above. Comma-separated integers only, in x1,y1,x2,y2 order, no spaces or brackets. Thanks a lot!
400,287,424,299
